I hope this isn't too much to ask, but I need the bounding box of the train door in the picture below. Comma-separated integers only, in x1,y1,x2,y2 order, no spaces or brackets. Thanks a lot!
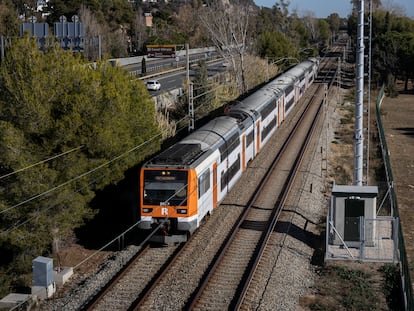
242,135,246,172
295,80,300,103
213,163,217,208
256,121,261,153
277,99,281,126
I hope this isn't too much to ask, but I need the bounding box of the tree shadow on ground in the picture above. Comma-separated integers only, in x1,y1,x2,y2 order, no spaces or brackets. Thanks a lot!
75,165,144,250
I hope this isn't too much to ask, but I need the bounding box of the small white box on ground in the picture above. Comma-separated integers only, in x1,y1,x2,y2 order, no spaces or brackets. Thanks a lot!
31,283,56,299
0,293,31,308
54,267,73,285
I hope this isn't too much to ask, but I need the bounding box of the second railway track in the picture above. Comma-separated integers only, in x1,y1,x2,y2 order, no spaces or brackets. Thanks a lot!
185,82,327,311
79,55,339,311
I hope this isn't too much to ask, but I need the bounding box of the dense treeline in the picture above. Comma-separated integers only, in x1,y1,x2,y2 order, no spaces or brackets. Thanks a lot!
0,37,161,295
0,0,341,58
348,7,414,94
0,0,413,297
2,0,412,91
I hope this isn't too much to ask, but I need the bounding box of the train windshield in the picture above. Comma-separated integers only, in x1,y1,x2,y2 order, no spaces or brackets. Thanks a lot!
143,170,188,206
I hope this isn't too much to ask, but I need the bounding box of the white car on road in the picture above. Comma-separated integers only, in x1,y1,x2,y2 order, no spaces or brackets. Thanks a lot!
146,80,161,91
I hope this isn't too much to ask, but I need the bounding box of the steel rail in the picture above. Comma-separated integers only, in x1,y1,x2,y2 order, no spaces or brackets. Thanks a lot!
184,84,326,311
129,242,186,310
234,61,338,310
234,85,326,310
185,59,338,311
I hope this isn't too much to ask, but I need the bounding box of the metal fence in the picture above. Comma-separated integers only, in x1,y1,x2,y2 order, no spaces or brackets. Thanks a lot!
326,216,399,262
376,85,414,310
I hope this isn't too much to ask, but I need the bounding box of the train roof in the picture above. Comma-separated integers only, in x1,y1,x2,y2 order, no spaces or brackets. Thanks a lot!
226,59,318,121
268,60,315,90
228,83,284,116
181,116,239,149
292,59,317,73
144,59,319,168
145,116,239,167
146,143,205,166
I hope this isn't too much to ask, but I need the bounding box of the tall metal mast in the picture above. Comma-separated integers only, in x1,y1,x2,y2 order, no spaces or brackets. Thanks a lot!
354,0,365,186
366,0,373,185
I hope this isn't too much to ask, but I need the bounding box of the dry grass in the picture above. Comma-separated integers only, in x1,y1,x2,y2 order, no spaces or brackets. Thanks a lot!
328,99,354,185
300,82,406,310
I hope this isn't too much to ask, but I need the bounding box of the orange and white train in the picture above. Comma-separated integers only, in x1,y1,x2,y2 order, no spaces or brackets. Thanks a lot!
139,58,319,243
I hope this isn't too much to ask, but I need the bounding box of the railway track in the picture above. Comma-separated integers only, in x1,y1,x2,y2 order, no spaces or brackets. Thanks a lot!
238,59,338,310
134,62,337,310
81,56,338,311
189,59,337,311
83,243,185,311
184,82,328,311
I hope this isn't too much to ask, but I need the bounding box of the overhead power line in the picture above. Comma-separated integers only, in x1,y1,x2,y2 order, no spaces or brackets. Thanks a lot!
0,145,84,180
0,134,161,215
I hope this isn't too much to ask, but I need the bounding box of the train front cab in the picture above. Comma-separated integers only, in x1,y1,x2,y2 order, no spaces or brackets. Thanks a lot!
139,167,199,243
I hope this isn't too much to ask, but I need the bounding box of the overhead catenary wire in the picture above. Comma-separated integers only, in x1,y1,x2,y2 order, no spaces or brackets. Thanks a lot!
0,145,84,180
2,59,238,309
0,172,107,236
72,158,205,271
5,57,306,277
0,108,203,233
0,133,162,215
1,80,235,272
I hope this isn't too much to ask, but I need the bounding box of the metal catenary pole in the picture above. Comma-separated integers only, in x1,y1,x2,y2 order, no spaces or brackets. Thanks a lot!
353,0,365,186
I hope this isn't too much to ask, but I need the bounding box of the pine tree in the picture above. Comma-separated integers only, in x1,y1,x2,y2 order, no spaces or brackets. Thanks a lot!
0,37,161,293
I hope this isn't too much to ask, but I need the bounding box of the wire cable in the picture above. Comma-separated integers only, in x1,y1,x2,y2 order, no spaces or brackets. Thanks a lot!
0,173,107,236
0,134,162,215
0,145,84,180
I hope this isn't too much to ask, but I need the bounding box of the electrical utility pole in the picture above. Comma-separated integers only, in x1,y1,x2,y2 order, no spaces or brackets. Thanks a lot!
354,0,365,186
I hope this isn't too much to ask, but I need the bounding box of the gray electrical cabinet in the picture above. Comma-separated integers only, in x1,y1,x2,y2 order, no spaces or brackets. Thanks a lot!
32,256,53,287
331,185,378,247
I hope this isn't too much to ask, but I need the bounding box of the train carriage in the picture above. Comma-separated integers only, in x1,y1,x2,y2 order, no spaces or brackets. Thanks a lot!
226,84,285,152
140,116,245,243
139,58,319,243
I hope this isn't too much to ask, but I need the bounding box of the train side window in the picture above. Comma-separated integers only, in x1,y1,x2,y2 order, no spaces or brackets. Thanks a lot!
259,100,276,120
285,85,294,95
227,133,240,154
285,97,295,112
221,154,241,190
198,168,211,197
219,132,240,161
261,117,277,141
219,144,227,161
246,130,254,147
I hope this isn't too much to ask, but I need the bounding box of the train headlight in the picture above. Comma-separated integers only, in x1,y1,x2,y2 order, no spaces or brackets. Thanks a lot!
177,209,187,214
143,208,153,213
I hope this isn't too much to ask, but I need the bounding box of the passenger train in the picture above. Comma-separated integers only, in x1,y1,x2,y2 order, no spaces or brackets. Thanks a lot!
138,58,319,243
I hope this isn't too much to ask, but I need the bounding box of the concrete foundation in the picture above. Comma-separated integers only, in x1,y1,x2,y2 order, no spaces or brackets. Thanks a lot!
31,283,56,299
54,266,73,285
0,293,31,309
